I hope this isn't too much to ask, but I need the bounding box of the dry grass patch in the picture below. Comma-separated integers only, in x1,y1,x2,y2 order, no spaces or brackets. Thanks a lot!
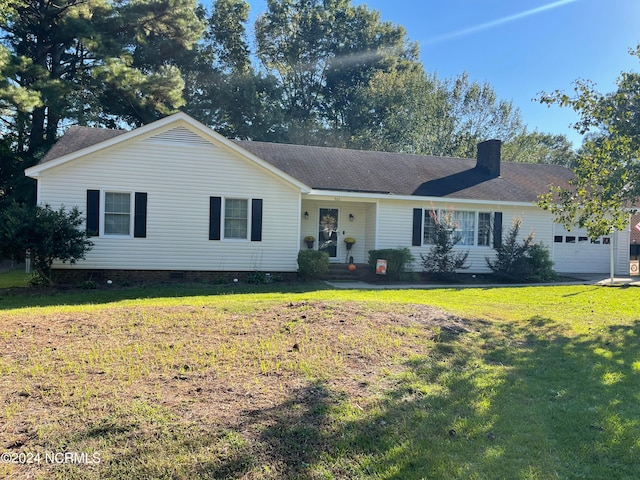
1,300,466,479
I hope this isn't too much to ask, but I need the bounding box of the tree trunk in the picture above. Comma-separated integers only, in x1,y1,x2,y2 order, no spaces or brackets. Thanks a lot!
29,106,47,157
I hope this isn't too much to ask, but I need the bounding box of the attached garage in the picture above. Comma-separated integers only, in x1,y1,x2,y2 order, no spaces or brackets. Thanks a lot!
551,224,629,275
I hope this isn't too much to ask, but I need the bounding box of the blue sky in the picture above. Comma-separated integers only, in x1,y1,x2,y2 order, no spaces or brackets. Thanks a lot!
242,0,639,147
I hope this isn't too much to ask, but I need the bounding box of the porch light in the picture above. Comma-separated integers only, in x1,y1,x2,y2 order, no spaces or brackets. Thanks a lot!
304,211,309,219
349,213,354,221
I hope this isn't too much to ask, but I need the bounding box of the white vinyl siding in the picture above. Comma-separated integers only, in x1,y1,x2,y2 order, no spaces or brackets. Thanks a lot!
36,124,302,272
377,200,556,274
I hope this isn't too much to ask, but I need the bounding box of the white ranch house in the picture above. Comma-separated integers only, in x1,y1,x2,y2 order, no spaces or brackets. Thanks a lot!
25,113,630,281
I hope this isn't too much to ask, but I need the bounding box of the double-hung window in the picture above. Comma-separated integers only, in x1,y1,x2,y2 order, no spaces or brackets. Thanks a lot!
104,192,132,236
423,210,438,245
477,212,492,246
453,211,475,246
421,209,493,247
86,190,147,238
224,198,248,239
209,197,262,242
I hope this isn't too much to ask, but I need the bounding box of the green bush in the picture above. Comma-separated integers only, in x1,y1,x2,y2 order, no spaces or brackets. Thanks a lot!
524,243,558,282
27,273,49,288
79,280,98,289
486,218,531,278
368,247,415,281
245,271,267,284
297,250,329,279
0,202,93,285
486,219,557,282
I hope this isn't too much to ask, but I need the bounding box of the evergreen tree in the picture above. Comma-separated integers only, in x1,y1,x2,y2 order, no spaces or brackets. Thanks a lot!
421,210,470,276
1,0,205,159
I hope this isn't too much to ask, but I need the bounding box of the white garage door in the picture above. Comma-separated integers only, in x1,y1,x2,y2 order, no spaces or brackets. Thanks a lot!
552,226,612,274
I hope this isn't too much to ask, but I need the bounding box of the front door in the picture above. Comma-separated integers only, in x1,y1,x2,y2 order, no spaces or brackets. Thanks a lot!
318,208,339,259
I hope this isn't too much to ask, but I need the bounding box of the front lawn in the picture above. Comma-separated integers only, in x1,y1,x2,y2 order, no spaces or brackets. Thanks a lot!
0,268,30,288
0,284,638,479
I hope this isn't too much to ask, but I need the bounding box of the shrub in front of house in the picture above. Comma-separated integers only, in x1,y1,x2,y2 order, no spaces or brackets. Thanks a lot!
0,202,93,285
297,250,329,279
521,243,557,282
486,218,557,282
368,247,415,281
420,210,470,278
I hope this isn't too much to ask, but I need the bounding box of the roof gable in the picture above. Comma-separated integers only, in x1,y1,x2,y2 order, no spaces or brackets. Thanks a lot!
25,113,310,191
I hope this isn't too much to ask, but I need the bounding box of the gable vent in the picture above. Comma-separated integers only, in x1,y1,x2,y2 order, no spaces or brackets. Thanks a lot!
143,126,216,148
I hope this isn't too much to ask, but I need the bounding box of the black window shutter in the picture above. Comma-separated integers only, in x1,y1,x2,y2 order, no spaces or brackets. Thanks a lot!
209,196,221,240
251,199,263,242
412,208,423,246
493,212,503,249
134,192,147,238
86,190,100,236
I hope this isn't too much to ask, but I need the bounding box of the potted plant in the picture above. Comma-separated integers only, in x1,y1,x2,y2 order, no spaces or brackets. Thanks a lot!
304,235,315,249
344,237,356,250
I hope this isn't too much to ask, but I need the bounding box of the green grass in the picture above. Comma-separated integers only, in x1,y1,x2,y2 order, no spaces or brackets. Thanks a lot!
0,268,30,288
0,282,639,479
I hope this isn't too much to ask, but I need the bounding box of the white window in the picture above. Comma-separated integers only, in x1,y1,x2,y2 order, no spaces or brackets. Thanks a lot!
453,211,475,246
477,212,492,246
104,192,131,236
423,210,438,245
422,209,493,247
224,198,248,239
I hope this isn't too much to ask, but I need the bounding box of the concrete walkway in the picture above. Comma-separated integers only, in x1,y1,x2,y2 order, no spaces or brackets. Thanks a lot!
325,273,640,290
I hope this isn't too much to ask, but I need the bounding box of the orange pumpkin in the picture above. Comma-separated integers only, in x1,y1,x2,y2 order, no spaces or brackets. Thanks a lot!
347,263,357,272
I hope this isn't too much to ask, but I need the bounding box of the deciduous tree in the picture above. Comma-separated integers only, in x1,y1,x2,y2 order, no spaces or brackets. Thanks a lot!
181,0,283,141
438,72,524,158
502,129,576,167
538,45,640,239
254,0,420,145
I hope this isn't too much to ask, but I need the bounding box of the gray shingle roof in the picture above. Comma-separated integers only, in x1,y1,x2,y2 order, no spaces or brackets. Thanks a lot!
38,125,573,203
39,125,127,164
235,140,573,203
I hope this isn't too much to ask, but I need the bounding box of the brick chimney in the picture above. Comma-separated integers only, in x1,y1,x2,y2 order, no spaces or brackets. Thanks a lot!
476,139,501,177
